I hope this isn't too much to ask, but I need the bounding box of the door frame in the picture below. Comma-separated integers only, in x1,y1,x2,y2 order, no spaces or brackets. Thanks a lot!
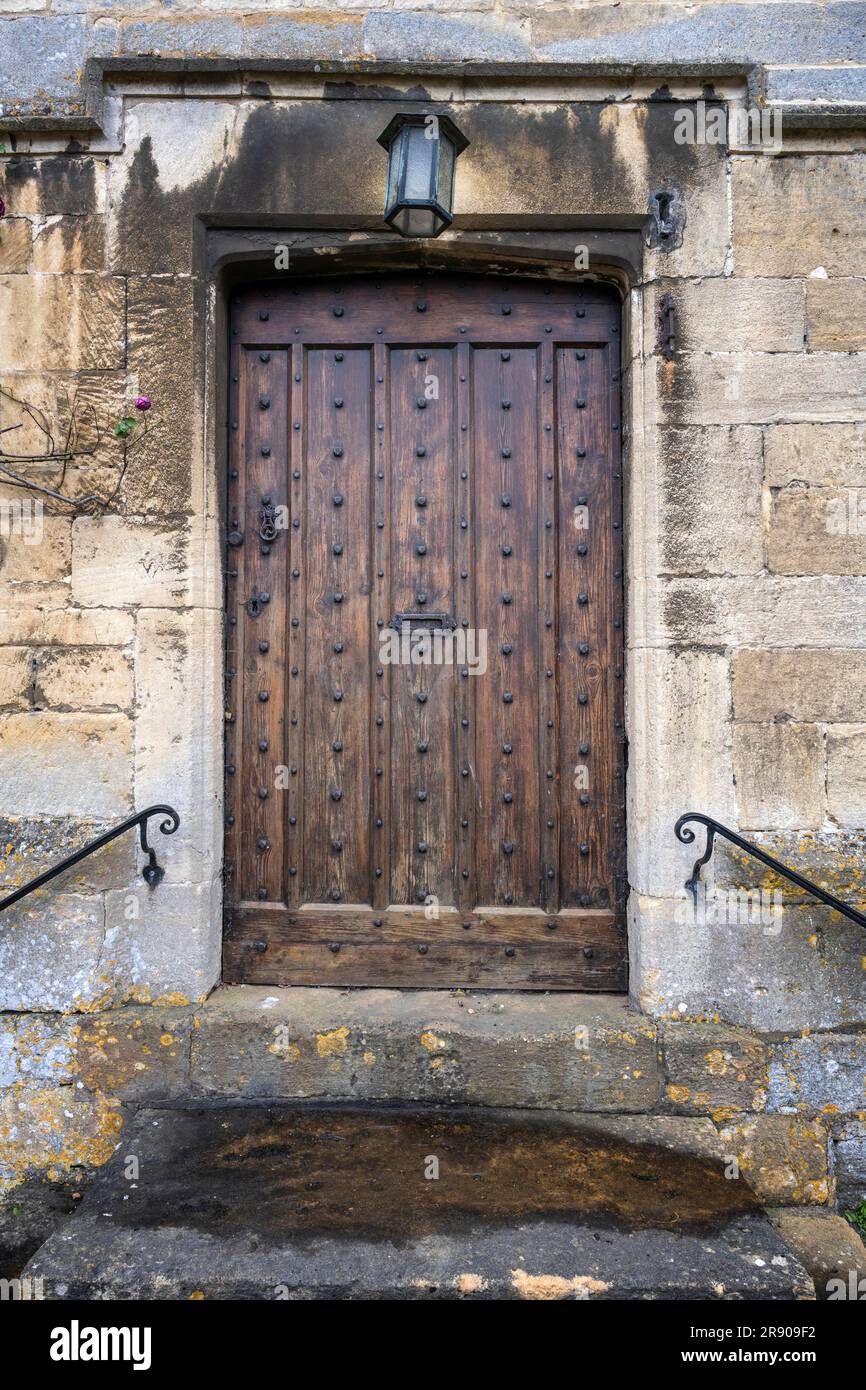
208,227,640,989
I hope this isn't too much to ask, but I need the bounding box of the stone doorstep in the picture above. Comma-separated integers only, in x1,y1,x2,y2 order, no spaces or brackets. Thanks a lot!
73,983,861,1121
69,986,658,1110
23,1103,819,1302
189,986,663,1111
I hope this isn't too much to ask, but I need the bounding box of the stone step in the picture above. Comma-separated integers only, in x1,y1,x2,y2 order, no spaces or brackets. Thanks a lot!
25,1103,817,1300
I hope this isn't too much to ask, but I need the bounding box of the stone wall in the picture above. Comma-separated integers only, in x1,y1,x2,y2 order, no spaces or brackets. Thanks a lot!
0,1,865,1184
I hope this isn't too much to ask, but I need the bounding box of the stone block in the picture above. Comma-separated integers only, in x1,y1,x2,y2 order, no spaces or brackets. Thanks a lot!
627,647,735,898
0,218,32,273
764,422,866,488
531,3,866,67
767,1209,866,1299
763,64,866,106
75,1007,196,1101
0,15,88,114
710,829,866,909
768,1032,866,1115
103,880,221,1007
0,371,58,455
806,277,866,352
733,649,866,723
71,517,188,608
651,279,804,354
827,726,866,828
124,277,196,515
190,986,661,1111
31,648,133,712
630,894,866,1033
0,157,104,217
733,723,824,831
11,1015,76,1084
661,1022,769,1117
0,892,107,1012
656,351,866,427
0,275,124,372
363,11,529,61
17,1104,816,1298
733,155,866,277
582,1113,830,1206
833,1117,866,1207
768,484,866,576
649,576,866,648
717,1116,831,1206
0,712,131,819
0,647,32,708
0,609,133,647
655,425,763,575
0,515,71,601
0,816,134,894
31,216,105,273
133,606,222,882
0,1085,122,1189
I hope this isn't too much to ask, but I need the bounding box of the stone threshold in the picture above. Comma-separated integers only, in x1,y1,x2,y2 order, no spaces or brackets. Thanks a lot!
70,984,866,1121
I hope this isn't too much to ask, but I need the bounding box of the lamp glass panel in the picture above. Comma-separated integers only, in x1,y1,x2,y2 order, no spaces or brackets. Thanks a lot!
402,124,437,201
436,136,455,210
385,130,402,212
393,205,441,238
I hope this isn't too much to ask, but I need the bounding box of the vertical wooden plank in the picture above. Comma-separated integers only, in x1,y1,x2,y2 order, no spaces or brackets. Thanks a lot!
302,348,372,906
608,307,628,916
372,341,390,911
223,323,243,913
286,342,305,904
473,345,542,906
539,338,559,915
238,346,288,906
388,345,458,910
556,341,614,908
455,340,474,914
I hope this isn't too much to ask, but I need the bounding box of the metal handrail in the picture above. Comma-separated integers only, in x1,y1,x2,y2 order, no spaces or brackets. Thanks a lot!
0,805,180,913
674,812,866,931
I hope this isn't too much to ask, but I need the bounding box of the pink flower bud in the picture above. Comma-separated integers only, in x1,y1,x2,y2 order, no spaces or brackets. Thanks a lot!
135,395,151,411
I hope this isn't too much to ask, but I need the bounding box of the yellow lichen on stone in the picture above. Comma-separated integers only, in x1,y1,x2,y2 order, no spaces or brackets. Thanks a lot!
666,1084,690,1104
316,1026,350,1057
420,1030,446,1051
0,1085,124,1185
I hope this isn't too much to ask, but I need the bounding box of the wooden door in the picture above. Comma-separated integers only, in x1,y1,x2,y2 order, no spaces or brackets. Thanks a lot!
223,273,625,989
